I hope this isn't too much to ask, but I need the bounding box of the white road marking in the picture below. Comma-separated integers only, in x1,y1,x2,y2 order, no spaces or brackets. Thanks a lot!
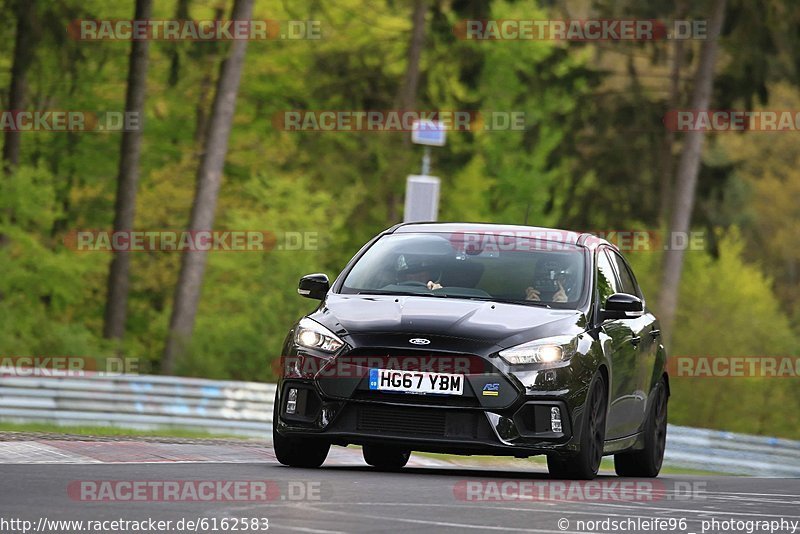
0,442,100,463
271,525,350,534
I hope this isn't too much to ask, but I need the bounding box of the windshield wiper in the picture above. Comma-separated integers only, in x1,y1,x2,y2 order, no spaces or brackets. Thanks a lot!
354,290,554,308
456,296,552,308
356,289,448,298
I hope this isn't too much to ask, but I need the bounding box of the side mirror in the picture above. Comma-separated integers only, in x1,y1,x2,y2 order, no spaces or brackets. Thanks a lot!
601,293,644,321
298,273,330,300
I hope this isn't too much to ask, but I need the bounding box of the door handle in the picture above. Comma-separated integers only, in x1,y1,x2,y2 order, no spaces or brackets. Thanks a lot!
650,329,660,339
630,336,641,347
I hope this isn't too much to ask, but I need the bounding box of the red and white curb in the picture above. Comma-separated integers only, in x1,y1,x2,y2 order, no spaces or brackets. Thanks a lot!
0,439,454,466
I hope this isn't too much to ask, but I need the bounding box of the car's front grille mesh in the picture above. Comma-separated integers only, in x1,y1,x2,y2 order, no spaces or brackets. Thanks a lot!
352,390,478,407
357,405,446,436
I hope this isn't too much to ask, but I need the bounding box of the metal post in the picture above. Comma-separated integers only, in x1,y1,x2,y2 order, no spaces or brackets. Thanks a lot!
421,146,431,176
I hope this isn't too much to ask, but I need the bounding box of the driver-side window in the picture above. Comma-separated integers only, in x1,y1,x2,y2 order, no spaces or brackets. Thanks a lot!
596,249,619,306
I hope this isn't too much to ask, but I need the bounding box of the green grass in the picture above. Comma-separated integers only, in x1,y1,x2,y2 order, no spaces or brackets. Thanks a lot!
0,421,245,440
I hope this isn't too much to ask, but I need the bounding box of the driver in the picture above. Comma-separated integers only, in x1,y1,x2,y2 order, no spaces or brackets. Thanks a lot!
526,258,577,303
396,254,443,290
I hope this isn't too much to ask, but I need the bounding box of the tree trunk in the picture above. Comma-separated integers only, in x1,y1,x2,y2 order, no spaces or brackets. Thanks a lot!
3,0,36,172
659,0,727,345
168,0,191,88
162,0,254,373
658,0,688,226
194,6,226,148
395,0,427,115
388,0,428,223
103,0,153,340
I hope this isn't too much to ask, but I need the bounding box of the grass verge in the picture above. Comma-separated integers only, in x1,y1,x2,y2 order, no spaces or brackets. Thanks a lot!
0,421,243,440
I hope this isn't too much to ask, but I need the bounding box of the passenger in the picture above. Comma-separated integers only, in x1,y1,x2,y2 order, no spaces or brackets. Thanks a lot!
526,259,576,303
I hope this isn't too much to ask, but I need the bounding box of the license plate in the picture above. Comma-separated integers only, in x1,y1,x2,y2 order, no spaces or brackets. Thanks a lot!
368,368,464,396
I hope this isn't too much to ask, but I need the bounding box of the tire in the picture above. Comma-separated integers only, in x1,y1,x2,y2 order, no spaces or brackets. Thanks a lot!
272,391,330,468
547,372,608,480
614,378,668,478
273,426,330,468
362,444,411,470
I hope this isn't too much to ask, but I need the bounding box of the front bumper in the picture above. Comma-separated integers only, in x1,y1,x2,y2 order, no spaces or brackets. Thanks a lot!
275,378,586,456
274,331,598,456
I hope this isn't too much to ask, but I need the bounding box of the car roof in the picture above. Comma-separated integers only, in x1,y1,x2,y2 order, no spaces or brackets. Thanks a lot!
388,222,615,251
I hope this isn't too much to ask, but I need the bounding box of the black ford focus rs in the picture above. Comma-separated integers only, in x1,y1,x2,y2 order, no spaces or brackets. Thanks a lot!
273,223,669,479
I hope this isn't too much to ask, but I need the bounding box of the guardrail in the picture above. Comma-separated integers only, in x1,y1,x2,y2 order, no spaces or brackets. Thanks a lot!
1,372,798,475
665,425,800,477
0,373,274,438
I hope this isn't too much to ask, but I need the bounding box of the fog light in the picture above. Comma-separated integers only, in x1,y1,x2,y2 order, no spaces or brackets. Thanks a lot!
286,388,298,414
550,406,562,433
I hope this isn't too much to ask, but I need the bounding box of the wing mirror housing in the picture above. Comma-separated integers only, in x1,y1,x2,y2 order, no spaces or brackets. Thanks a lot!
601,293,644,321
298,273,330,300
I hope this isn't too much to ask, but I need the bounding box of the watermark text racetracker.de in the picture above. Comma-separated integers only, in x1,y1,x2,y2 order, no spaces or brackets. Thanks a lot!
665,109,800,131
68,479,323,502
276,353,490,379
0,355,139,377
668,356,800,378
0,516,270,534
64,230,319,252
69,18,321,41
273,110,526,132
454,480,708,502
446,229,705,253
454,19,708,41
0,111,140,132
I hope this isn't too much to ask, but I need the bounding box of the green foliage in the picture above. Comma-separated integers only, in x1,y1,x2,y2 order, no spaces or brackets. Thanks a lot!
628,231,800,438
0,165,110,357
177,173,348,380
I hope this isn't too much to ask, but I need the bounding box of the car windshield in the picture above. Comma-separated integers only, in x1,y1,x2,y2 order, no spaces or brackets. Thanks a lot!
340,232,588,308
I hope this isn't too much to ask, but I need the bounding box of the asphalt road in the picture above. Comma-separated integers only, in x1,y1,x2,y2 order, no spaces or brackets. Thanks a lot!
1,449,799,534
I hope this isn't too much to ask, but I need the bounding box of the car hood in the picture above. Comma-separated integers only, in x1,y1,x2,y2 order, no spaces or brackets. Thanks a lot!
310,294,587,348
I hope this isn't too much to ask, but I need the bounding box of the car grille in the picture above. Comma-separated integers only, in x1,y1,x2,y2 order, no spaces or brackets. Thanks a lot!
357,405,446,436
352,390,478,407
347,404,496,442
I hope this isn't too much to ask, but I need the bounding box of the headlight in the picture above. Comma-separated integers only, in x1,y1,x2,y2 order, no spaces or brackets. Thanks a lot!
498,335,578,365
294,318,344,353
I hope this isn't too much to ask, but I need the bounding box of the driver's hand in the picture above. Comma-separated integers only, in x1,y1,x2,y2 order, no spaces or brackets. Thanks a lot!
552,281,568,303
427,281,443,290
525,287,541,301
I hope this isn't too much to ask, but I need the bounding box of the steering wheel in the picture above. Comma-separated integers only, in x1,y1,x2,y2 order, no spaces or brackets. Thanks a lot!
397,280,428,287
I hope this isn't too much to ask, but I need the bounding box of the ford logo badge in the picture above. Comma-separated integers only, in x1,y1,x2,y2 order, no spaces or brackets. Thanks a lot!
409,338,430,345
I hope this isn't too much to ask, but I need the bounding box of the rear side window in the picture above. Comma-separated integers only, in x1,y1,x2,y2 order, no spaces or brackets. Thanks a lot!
609,251,639,297
595,250,619,305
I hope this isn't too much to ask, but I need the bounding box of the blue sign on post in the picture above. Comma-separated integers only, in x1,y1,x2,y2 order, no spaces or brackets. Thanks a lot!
411,120,446,147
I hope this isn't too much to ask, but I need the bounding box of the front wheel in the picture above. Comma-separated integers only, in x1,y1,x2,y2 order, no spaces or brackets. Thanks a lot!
273,426,330,468
614,378,668,477
548,372,607,480
272,391,330,468
363,444,410,470
273,424,330,468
